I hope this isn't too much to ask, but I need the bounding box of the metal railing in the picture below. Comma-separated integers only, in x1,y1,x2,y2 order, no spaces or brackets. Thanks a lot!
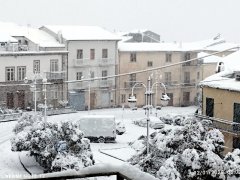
22,163,158,180
74,58,115,67
45,71,66,80
195,114,240,135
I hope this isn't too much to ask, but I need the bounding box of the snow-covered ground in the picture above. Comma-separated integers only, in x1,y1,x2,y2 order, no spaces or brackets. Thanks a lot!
0,106,197,178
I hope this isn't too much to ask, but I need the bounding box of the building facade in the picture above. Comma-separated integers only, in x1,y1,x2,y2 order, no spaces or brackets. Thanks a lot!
118,43,201,108
0,24,68,110
41,26,120,110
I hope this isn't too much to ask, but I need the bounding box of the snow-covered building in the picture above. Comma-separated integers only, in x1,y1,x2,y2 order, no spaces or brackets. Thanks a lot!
117,37,234,108
40,25,120,110
0,22,68,110
200,50,240,153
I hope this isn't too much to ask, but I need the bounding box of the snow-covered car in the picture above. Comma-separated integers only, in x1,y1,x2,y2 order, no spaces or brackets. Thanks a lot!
134,116,165,129
116,121,126,135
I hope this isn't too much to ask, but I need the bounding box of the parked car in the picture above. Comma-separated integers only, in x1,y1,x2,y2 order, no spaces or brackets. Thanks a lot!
116,121,126,135
77,115,116,143
134,116,165,129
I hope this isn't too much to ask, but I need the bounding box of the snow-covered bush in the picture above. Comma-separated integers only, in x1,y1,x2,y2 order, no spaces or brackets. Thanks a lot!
129,115,228,180
11,116,94,172
224,149,240,178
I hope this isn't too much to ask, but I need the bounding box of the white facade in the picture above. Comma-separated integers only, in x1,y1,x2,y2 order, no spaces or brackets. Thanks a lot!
0,51,68,109
41,25,120,110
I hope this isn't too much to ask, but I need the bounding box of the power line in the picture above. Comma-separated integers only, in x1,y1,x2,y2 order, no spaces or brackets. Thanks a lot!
66,46,239,84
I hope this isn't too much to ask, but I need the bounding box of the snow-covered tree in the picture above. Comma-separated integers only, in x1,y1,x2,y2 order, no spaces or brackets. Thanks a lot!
11,115,94,172
129,115,227,180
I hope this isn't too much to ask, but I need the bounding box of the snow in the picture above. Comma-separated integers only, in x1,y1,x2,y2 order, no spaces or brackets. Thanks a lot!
198,52,223,63
118,37,229,52
0,21,64,48
0,106,197,178
42,25,121,41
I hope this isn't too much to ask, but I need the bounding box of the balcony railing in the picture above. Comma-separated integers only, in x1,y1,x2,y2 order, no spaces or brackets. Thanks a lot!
182,79,196,86
45,71,66,80
124,81,143,89
163,81,178,86
99,79,113,87
74,58,115,67
22,163,158,180
195,114,240,135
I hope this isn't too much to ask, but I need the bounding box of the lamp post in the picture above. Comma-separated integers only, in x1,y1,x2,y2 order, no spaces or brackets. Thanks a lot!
24,72,49,121
128,76,170,155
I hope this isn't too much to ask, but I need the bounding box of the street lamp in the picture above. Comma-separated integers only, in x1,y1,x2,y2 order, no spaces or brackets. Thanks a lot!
42,78,48,122
128,76,170,154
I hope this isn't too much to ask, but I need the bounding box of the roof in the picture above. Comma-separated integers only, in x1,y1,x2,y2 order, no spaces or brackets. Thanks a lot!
118,42,186,52
0,32,18,42
200,50,240,92
118,37,231,52
42,25,121,41
0,21,64,48
198,52,223,63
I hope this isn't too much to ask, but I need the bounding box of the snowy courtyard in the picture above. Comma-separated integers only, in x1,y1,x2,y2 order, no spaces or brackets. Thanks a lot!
0,106,197,178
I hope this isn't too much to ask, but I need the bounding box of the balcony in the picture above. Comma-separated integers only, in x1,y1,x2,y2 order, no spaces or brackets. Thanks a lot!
124,81,143,89
195,114,240,135
182,79,196,86
74,58,115,67
163,81,178,87
99,79,113,88
45,71,66,81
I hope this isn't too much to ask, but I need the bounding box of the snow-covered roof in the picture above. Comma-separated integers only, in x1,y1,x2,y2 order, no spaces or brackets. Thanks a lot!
198,52,223,63
0,32,18,43
118,37,231,52
118,42,186,52
0,21,64,48
200,50,240,92
42,25,121,41
204,42,239,52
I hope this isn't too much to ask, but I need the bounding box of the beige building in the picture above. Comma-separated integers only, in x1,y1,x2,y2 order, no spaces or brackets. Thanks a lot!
117,42,201,108
200,50,240,153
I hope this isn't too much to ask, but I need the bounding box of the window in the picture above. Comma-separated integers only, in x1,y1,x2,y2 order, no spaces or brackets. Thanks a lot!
129,73,136,87
33,60,40,73
130,52,136,62
197,72,200,80
102,70,107,80
166,53,172,62
102,49,108,58
183,92,190,105
77,49,83,59
17,66,26,81
206,97,214,117
90,71,94,81
50,60,59,72
76,72,82,80
147,61,153,67
90,49,95,60
51,90,58,99
121,94,126,103
184,72,190,84
6,67,15,81
165,72,171,83
185,52,191,60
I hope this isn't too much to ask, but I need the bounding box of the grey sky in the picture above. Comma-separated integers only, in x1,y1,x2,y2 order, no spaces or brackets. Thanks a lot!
0,0,239,42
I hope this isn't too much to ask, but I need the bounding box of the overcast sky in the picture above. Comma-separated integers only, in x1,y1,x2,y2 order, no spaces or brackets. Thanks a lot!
0,0,239,42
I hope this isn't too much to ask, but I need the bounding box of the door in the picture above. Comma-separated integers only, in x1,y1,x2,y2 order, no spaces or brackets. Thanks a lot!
206,97,214,117
166,93,173,106
101,91,110,108
68,91,85,111
233,103,240,132
7,92,14,109
17,90,25,109
90,92,95,109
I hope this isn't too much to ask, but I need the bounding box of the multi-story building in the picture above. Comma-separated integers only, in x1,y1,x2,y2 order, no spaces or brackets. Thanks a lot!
200,50,240,153
40,25,120,110
118,42,201,107
0,23,68,110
